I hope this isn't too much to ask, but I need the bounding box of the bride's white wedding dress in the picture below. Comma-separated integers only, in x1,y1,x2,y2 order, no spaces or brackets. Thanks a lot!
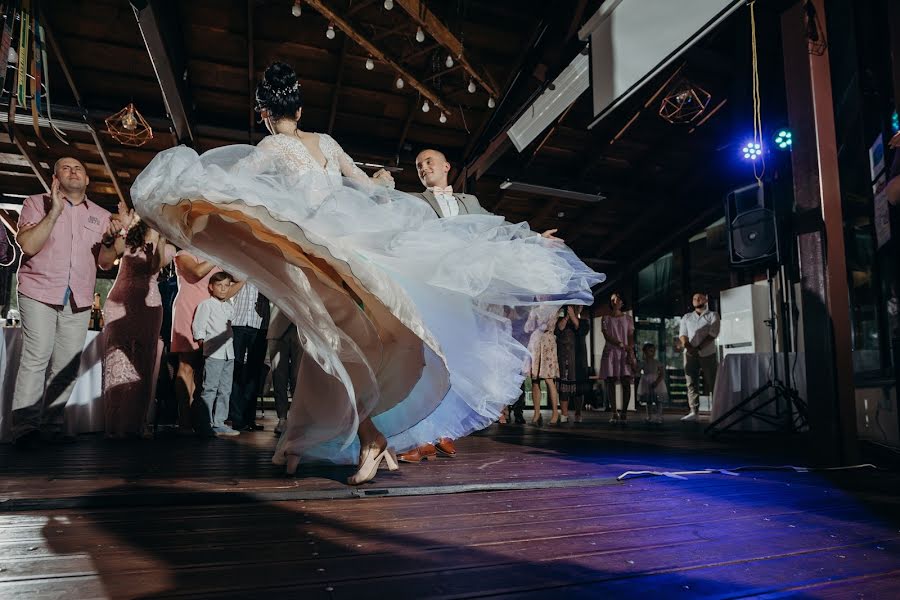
131,132,604,465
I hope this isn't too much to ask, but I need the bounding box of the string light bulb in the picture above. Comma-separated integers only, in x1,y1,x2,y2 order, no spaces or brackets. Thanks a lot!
487,97,496,109
445,55,454,68
421,100,430,113
291,1,301,17
365,57,374,70
383,0,394,9
467,79,476,94
326,24,335,39
395,76,404,89
415,26,425,43
439,112,447,124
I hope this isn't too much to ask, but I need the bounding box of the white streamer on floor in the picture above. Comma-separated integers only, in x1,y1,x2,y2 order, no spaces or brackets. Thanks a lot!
616,463,879,481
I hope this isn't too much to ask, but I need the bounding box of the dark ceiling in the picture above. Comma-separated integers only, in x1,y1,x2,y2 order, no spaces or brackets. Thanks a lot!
0,0,795,287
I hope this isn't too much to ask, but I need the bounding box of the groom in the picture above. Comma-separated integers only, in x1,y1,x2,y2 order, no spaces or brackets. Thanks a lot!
397,148,560,462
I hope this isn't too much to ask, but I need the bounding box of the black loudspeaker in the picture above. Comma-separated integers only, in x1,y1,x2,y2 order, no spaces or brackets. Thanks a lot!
725,182,780,267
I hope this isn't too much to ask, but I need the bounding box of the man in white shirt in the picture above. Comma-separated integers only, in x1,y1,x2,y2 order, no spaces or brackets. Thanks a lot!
228,282,269,432
679,292,721,421
192,272,241,437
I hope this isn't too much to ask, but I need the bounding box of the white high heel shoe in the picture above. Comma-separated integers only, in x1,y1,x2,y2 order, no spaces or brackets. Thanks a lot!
347,442,399,485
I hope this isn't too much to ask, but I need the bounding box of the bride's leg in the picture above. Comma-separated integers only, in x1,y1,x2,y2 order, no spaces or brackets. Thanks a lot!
357,416,383,448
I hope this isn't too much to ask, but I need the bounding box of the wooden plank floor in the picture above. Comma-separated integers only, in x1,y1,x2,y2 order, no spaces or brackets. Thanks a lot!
2,413,899,599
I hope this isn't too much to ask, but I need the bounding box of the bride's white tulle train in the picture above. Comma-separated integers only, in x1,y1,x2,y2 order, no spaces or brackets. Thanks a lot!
131,142,603,465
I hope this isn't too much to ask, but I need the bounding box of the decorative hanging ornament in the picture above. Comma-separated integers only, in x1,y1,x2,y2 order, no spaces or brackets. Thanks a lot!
105,103,154,147
658,78,711,124
803,0,827,56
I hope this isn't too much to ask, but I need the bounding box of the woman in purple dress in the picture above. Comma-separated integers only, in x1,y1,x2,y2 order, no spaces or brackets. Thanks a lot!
598,292,635,426
101,210,175,438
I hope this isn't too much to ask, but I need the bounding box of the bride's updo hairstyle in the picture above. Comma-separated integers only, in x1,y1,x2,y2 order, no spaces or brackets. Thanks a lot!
254,61,303,121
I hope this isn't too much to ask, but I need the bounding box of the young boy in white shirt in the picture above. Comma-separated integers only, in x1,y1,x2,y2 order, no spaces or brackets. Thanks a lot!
193,272,242,437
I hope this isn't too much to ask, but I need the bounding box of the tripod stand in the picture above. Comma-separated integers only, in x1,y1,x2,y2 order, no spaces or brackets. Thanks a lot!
705,267,809,436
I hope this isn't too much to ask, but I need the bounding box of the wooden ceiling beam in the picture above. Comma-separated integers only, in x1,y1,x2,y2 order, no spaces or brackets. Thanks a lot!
521,103,575,172
130,0,194,145
347,0,378,16
452,19,548,189
3,125,51,192
395,97,419,165
327,37,350,135
400,42,440,64
394,0,500,98
423,63,464,82
304,0,452,115
373,22,410,41
43,21,128,207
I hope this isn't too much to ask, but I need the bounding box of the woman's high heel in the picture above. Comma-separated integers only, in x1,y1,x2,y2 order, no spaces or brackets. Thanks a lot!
347,443,399,485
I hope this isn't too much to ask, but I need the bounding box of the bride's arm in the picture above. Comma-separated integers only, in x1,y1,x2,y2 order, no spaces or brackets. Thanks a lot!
327,135,393,188
231,136,278,175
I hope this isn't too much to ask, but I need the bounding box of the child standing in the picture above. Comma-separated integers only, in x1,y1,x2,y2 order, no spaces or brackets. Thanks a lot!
192,272,242,437
637,343,668,425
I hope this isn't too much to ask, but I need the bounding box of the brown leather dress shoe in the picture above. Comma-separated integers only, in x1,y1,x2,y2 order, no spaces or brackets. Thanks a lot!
397,443,437,463
435,437,457,457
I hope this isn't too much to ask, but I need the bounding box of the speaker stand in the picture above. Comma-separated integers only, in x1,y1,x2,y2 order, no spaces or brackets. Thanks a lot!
706,268,809,436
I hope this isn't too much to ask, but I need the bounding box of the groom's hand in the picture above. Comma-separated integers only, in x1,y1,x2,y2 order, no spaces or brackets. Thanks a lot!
372,168,395,189
541,228,562,242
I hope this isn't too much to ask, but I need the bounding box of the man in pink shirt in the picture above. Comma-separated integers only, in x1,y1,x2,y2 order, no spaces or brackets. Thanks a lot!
12,157,125,446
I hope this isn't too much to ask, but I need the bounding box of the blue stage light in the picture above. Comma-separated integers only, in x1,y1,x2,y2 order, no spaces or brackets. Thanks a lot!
891,110,899,134
741,142,762,160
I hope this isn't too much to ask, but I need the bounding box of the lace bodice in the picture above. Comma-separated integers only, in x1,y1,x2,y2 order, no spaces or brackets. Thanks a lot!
254,133,370,188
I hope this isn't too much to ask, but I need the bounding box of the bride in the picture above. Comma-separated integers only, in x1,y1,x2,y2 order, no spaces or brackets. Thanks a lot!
131,62,603,485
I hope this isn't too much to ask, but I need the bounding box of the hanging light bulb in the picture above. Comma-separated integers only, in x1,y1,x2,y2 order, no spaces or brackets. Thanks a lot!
291,0,302,17
467,79,476,94
326,24,335,39
365,57,374,70
383,0,394,9
487,97,496,109
421,100,430,113
395,76,404,89
445,55,454,68
121,106,138,131
415,26,425,43
439,112,447,124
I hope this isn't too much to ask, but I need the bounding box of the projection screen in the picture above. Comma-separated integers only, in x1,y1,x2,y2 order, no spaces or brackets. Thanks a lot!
578,0,744,129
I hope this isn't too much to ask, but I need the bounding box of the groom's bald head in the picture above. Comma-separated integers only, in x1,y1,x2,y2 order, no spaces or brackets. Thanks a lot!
415,148,451,189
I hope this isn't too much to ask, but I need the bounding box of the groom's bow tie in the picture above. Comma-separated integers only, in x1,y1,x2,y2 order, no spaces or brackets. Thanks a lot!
429,186,453,196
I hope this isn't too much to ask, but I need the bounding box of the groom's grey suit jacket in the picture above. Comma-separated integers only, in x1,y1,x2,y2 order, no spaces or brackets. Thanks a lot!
411,190,491,217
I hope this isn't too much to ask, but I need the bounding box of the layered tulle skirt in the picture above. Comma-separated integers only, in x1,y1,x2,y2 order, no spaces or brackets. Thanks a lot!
131,145,604,464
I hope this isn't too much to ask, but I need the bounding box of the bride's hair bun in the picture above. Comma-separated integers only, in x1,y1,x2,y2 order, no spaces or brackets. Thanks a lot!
255,61,303,120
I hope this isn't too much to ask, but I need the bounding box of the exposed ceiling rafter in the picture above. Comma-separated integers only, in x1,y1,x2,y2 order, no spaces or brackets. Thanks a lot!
44,21,127,206
394,0,500,99
304,0,452,115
